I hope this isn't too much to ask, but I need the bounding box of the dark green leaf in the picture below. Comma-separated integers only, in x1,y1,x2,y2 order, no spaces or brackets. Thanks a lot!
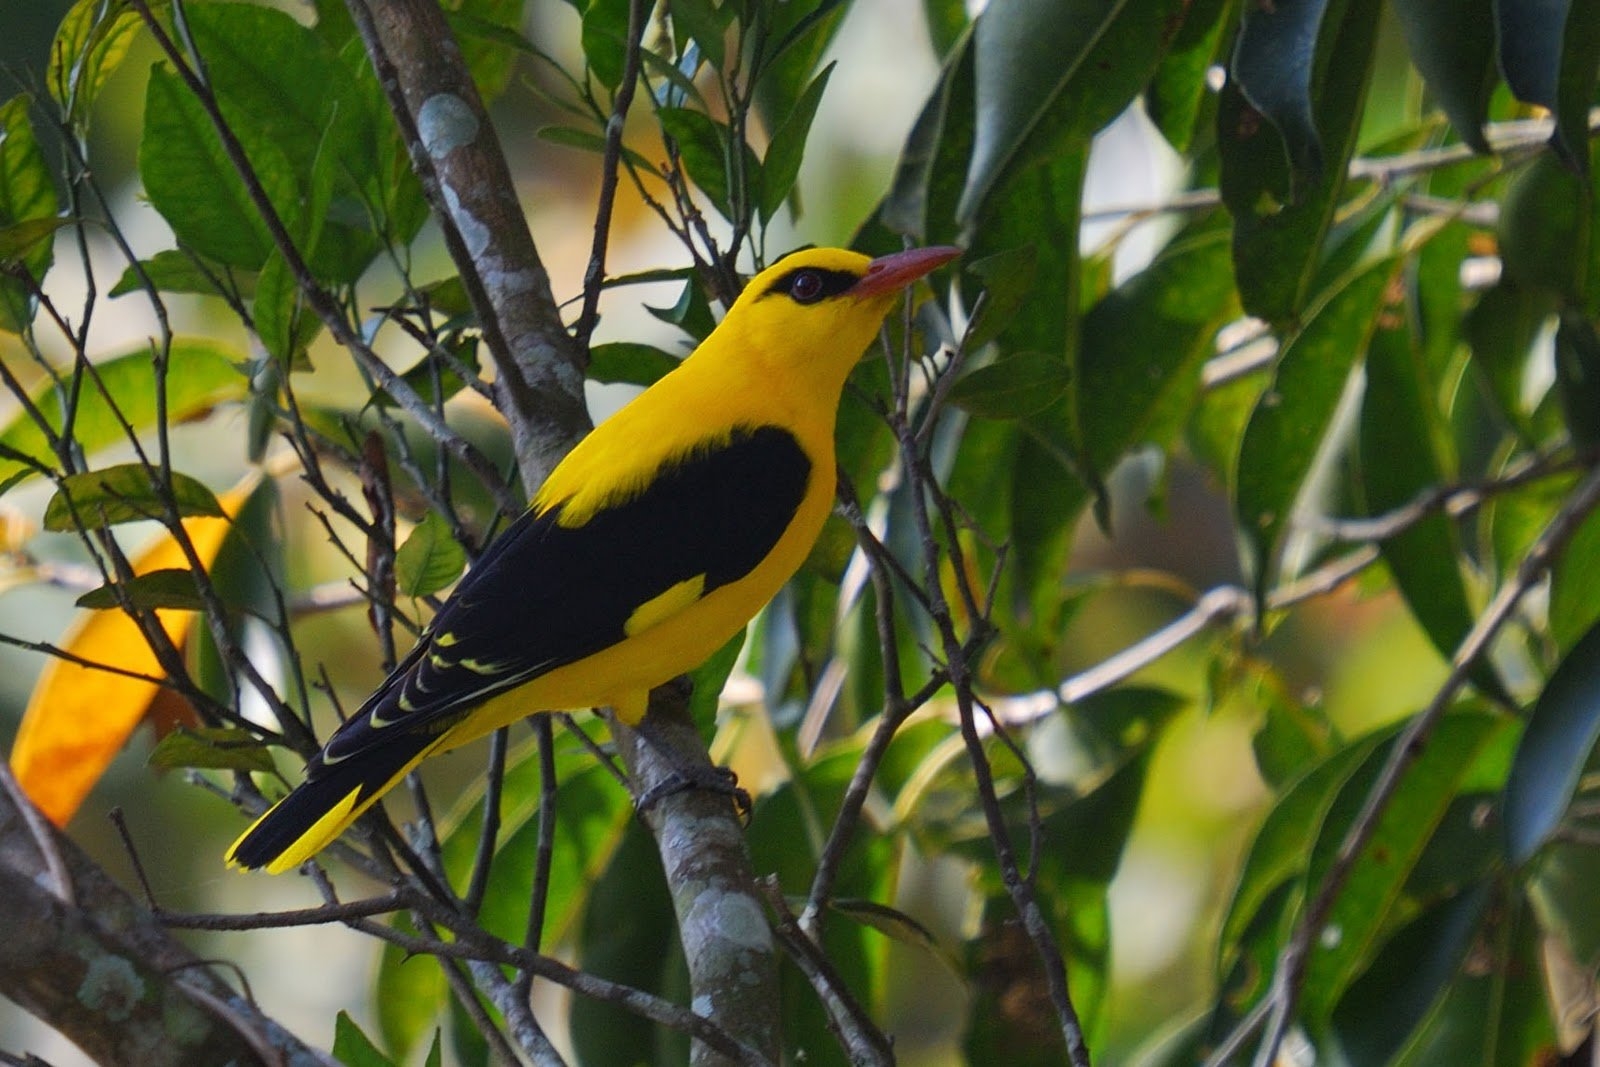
1554,309,1600,448
1553,1,1600,171
1235,256,1395,600
1360,312,1493,691
659,107,758,222
110,250,256,300
1550,509,1600,651
1218,0,1381,323
148,726,276,775
48,0,143,123
923,0,969,56
333,1010,397,1067
760,63,833,222
1391,0,1496,152
581,0,632,91
1495,0,1568,113
1300,711,1512,1022
961,244,1038,350
646,275,717,342
1077,219,1238,489
44,465,225,532
76,568,209,612
1505,618,1600,864
1330,882,1492,1064
880,26,975,243
1465,282,1558,440
1230,0,1333,188
586,341,681,386
958,0,1187,224
1390,890,1558,1066
395,511,467,598
569,821,685,1067
753,0,849,144
1145,0,1234,153
1497,153,1589,302
947,351,1071,419
670,0,729,71
374,337,483,410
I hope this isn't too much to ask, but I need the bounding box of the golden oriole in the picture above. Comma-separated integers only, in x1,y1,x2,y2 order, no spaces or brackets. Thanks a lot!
226,245,959,872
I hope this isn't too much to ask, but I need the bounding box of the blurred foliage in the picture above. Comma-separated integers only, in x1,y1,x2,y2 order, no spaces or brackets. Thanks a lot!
5,0,1600,1064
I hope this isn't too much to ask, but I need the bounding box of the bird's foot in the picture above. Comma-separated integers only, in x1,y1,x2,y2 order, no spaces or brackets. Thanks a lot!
635,763,752,823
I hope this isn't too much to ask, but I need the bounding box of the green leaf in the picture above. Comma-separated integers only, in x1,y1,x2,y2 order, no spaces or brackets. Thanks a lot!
645,275,717,342
139,65,279,270
333,1010,398,1067
45,465,225,532
1218,0,1381,323
535,125,655,171
1391,0,1496,152
76,569,209,612
586,341,681,386
880,28,975,243
375,915,446,1062
659,107,758,222
669,0,729,71
1554,309,1600,448
1553,1,1600,172
394,511,467,598
961,244,1038,350
1076,219,1238,489
110,250,256,300
947,351,1071,419
1230,0,1334,188
0,338,247,488
760,63,833,222
1497,153,1589,303
688,631,744,736
1145,0,1233,153
147,726,276,775
0,95,60,333
1360,313,1491,690
372,336,482,410
48,0,143,124
450,0,527,102
753,0,849,146
1526,837,1600,967
1329,881,1492,1064
1299,711,1512,1022
1464,282,1557,440
1390,890,1558,1066
1550,509,1600,652
0,218,72,264
1505,618,1600,865
581,0,632,91
1235,255,1396,602
958,0,1187,224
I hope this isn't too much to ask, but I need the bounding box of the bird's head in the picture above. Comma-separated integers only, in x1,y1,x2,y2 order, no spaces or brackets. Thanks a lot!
718,245,961,384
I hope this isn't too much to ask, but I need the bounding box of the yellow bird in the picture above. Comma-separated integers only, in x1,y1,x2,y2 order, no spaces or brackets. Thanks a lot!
227,245,960,872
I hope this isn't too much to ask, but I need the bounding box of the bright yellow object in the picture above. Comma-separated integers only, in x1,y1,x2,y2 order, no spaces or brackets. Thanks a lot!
11,478,258,825
227,245,960,872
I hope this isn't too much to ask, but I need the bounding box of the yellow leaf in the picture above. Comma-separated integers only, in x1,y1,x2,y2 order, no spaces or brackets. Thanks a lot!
9,476,258,825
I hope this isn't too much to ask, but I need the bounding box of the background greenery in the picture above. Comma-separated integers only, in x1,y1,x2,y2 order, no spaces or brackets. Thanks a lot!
3,0,1600,1064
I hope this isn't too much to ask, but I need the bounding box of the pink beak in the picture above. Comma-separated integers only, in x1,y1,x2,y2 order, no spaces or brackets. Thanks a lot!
852,245,962,298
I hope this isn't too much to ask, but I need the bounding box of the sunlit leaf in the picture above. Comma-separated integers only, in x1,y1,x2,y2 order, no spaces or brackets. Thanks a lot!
0,94,60,333
333,1010,397,1067
48,0,143,123
109,249,256,301
10,477,260,825
44,465,225,532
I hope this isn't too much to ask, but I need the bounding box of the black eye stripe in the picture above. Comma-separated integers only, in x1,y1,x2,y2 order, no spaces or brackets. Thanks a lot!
761,267,861,302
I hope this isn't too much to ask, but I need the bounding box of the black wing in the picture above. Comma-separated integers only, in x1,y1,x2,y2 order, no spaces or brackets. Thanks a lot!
309,424,812,770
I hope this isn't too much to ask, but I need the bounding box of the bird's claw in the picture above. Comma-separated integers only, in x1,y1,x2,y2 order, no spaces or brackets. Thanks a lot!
636,763,752,824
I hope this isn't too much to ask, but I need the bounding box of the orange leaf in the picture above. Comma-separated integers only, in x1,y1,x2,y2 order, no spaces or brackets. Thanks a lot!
9,476,258,825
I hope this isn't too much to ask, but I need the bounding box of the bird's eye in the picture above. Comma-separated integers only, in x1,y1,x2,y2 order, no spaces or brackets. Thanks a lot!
789,270,826,304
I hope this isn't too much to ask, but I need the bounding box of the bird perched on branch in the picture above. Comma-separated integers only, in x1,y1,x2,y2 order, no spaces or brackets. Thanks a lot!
227,244,961,872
